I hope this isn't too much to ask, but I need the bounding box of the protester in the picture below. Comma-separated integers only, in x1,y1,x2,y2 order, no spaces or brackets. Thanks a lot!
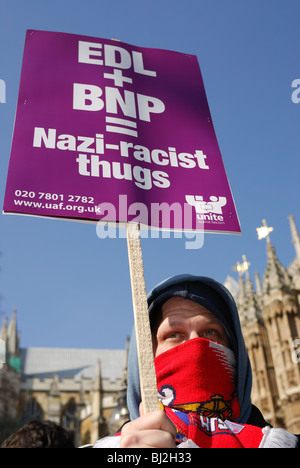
94,274,300,448
1,420,75,448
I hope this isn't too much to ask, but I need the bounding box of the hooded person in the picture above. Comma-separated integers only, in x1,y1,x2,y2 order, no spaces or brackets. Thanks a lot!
93,274,299,448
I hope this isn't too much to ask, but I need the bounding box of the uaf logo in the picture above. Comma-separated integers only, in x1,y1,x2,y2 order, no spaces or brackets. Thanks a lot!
185,195,227,223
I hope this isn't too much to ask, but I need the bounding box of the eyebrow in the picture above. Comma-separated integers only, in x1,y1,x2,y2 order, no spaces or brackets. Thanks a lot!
160,315,223,328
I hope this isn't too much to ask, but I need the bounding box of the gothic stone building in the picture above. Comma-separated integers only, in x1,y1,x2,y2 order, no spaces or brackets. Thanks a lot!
0,320,129,446
1,214,300,443
225,214,300,433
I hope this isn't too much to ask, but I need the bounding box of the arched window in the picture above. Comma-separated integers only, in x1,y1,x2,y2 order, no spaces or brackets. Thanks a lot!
61,398,78,432
22,396,44,423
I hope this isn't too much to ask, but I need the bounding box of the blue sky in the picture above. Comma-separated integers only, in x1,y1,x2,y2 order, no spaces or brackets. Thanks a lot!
0,0,299,350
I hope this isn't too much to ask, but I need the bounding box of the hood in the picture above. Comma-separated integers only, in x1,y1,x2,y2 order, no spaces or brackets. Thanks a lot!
126,274,252,424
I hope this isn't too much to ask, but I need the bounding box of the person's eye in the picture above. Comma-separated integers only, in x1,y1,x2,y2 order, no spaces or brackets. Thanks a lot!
165,331,181,341
202,329,219,339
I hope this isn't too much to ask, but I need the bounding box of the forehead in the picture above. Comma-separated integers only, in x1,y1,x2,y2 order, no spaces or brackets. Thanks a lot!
161,296,215,321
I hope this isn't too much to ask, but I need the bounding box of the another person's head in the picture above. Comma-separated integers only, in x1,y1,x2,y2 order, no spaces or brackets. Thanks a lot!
127,274,252,423
1,420,75,448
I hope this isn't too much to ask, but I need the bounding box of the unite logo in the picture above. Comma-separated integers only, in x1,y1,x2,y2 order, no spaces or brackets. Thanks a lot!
185,195,227,223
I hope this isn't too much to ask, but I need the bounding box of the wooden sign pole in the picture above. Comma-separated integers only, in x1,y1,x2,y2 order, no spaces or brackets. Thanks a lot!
126,222,160,413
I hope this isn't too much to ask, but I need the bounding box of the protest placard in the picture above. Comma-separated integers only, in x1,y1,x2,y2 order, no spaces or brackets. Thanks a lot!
3,30,240,235
3,30,241,413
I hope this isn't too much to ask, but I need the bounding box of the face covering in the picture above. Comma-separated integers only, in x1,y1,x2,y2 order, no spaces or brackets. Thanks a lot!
154,338,264,448
127,275,253,424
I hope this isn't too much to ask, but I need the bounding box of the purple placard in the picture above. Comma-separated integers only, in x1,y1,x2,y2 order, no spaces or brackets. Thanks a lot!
3,30,240,234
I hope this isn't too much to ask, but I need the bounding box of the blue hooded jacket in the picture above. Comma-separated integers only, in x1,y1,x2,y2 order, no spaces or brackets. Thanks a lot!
127,274,253,424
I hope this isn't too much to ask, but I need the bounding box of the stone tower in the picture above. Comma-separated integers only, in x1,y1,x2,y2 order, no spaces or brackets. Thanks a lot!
235,217,300,432
235,264,280,426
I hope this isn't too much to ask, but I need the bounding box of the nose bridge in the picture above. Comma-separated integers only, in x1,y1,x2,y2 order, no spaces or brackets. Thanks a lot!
189,329,201,340
188,316,203,340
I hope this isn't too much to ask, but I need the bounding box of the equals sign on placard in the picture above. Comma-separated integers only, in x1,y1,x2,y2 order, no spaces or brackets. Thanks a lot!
105,117,138,138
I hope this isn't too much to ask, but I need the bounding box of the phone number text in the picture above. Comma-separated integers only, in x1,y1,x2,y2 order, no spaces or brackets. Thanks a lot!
14,190,94,204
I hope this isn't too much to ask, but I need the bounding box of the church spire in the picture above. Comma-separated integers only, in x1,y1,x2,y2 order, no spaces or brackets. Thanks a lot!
234,262,247,319
264,237,291,294
7,307,20,357
244,270,263,324
288,214,300,262
234,255,263,326
254,271,263,296
257,219,291,297
0,316,8,342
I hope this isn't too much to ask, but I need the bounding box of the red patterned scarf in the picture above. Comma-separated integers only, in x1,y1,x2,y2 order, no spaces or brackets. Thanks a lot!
154,338,264,448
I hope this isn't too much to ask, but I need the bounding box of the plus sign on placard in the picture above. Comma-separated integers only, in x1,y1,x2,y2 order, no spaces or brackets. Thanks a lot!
104,69,133,87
